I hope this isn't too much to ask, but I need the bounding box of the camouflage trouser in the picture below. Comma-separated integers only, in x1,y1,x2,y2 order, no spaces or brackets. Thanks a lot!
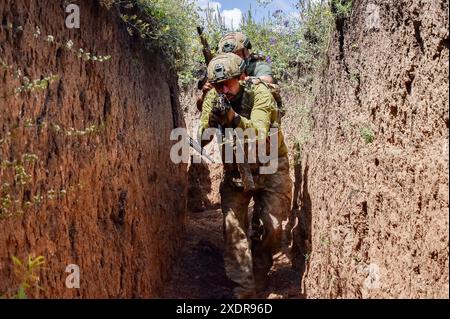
220,156,292,298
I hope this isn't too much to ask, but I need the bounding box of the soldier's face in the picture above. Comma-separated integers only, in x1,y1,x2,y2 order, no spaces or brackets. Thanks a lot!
235,49,250,59
214,77,241,101
235,49,245,59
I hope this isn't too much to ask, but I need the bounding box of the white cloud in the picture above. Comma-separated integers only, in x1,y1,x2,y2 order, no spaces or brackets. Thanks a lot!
196,0,221,11
196,1,242,30
222,8,243,30
196,0,222,21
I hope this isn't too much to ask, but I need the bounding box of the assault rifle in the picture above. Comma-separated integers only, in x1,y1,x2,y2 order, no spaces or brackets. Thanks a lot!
213,94,256,192
197,26,214,90
195,28,255,192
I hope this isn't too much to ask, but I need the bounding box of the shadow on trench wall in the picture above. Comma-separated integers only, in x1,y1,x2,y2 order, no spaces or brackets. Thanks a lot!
187,158,215,212
290,154,312,298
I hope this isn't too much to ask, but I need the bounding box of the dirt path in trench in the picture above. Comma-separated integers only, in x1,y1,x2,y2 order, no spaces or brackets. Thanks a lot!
162,209,303,299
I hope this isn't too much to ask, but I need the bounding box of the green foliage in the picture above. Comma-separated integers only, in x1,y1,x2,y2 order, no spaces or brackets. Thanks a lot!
0,9,109,223
117,0,200,78
360,127,374,144
349,70,360,84
321,236,330,246
13,74,59,96
14,163,33,186
293,140,302,165
30,25,112,63
1,255,46,299
0,117,102,220
227,1,333,82
240,7,297,79
295,1,334,78
111,0,335,86
304,253,310,261
331,0,353,19
177,3,229,86
0,57,59,99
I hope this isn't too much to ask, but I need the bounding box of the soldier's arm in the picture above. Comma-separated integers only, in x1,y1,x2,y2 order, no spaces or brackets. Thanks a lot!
234,84,274,139
198,89,217,147
254,62,274,84
196,82,214,112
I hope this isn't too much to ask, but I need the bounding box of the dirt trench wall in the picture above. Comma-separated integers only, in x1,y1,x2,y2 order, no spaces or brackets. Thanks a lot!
294,0,449,298
0,0,186,297
181,90,222,213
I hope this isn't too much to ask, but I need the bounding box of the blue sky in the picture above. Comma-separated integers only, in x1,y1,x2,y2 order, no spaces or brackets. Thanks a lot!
220,0,294,16
196,0,297,29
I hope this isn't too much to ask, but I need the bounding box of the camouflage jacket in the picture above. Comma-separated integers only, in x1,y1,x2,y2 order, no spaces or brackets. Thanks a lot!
198,82,288,167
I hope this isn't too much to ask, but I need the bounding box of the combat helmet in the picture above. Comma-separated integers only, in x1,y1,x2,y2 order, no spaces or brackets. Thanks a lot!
218,32,252,53
207,53,246,83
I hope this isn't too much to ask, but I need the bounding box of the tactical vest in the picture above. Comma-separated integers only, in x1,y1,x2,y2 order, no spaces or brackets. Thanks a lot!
245,54,285,121
236,79,285,125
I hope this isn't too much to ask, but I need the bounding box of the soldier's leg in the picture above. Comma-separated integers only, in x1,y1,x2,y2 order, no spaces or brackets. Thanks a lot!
252,157,292,291
220,174,254,298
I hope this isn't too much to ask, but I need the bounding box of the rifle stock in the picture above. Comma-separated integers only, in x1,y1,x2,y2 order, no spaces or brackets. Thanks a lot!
197,26,213,64
188,135,214,163
197,26,214,90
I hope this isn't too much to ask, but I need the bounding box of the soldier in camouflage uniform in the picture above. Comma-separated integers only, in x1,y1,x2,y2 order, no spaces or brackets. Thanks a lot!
218,32,274,84
197,32,276,112
198,53,292,299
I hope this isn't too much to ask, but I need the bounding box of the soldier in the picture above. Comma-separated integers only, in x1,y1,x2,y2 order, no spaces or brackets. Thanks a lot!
196,32,276,112
198,52,292,299
218,31,274,84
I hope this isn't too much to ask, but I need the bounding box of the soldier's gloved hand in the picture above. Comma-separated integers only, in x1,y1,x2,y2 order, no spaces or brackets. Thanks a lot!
208,111,222,128
202,82,214,95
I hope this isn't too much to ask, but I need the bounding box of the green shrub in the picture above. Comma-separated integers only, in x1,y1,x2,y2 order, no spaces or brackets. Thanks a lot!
239,1,333,82
331,0,353,19
360,127,374,144
115,0,200,79
108,0,336,86
0,255,45,299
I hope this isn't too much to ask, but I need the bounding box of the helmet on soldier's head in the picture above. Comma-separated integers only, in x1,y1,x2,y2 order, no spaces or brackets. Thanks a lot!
207,53,246,83
218,32,252,53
